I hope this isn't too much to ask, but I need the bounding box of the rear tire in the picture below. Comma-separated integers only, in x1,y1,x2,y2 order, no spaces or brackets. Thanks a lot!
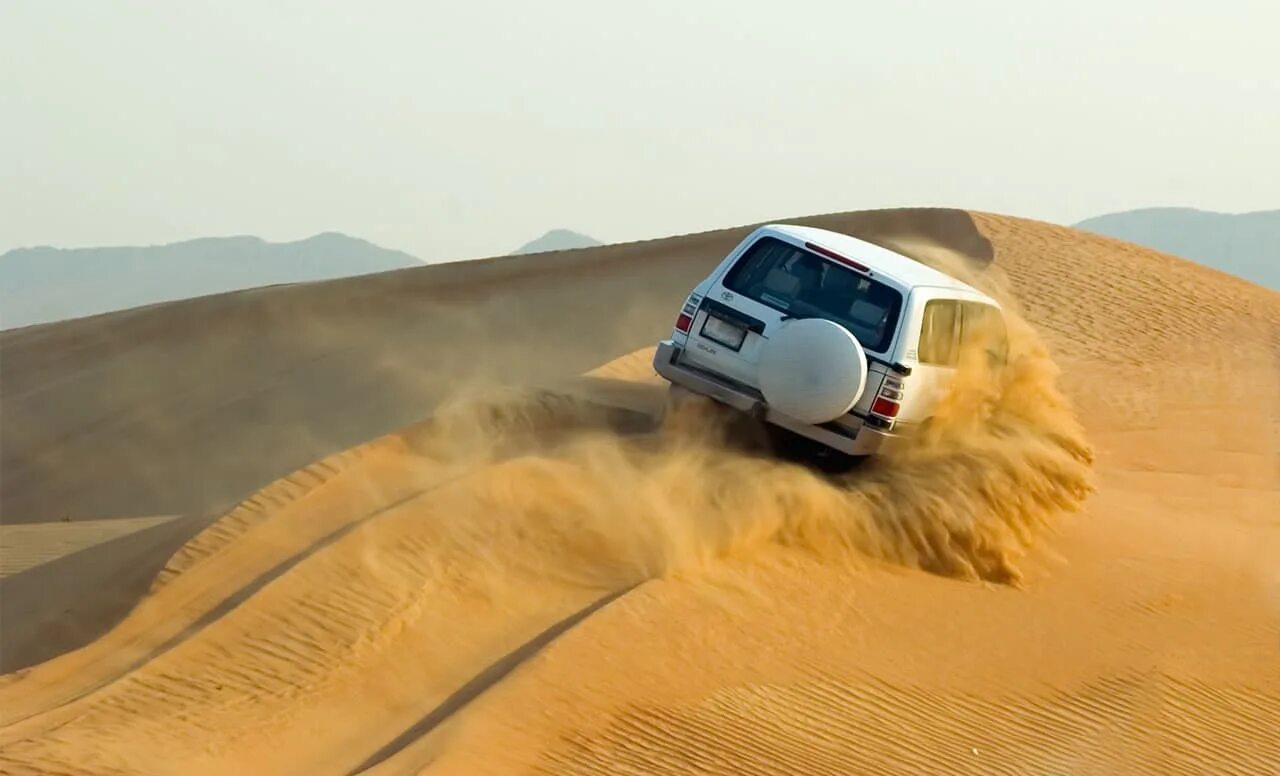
657,384,722,436
658,384,694,424
659,385,772,452
765,425,863,473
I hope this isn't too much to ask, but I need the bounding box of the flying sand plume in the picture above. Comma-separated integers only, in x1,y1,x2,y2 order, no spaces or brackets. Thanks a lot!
388,244,1094,592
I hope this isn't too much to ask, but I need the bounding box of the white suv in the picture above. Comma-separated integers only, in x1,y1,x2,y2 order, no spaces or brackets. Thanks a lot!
653,224,1004,458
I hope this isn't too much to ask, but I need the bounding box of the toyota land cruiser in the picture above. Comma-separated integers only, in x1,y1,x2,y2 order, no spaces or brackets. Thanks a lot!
653,224,1005,458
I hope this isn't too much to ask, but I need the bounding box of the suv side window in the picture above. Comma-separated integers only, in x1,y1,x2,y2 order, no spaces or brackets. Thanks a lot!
963,302,1008,365
918,300,1007,366
919,300,962,365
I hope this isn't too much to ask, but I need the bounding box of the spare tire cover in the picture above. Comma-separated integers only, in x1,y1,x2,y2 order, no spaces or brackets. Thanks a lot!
756,318,868,424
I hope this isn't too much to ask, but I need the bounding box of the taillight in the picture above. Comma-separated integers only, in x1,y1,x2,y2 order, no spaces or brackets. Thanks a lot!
674,293,702,335
871,396,901,418
870,376,904,423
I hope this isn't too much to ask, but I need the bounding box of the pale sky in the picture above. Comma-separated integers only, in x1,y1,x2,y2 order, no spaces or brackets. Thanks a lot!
3,0,1277,261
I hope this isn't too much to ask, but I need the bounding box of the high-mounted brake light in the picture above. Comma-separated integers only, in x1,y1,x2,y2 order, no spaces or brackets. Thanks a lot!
675,312,693,333
804,241,869,273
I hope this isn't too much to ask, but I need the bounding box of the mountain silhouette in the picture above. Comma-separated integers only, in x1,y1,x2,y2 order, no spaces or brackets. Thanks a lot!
1,233,422,329
512,229,602,255
1074,208,1278,290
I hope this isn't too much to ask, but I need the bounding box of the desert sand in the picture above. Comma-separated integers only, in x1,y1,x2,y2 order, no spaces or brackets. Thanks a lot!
0,209,1276,774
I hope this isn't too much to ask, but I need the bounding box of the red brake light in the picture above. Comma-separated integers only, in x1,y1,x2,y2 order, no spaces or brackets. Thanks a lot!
871,396,900,418
675,313,693,333
804,241,869,273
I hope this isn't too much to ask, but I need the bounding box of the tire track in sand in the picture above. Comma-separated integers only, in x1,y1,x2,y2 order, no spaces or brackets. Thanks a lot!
346,587,632,775
0,394,654,776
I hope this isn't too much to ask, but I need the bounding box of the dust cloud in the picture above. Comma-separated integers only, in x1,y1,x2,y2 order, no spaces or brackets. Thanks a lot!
388,253,1094,594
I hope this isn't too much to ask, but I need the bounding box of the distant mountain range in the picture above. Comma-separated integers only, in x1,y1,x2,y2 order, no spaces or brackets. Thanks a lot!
1,228,610,330
512,229,601,255
0,233,422,330
1073,208,1278,290
27,210,1273,331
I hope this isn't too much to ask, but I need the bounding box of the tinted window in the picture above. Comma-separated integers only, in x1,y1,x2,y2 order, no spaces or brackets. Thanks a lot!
918,299,1007,366
723,237,903,353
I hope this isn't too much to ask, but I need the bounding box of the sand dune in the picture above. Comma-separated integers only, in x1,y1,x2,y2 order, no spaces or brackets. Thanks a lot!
0,209,1276,774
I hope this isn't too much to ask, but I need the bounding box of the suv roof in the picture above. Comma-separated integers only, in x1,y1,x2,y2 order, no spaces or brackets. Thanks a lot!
764,224,991,300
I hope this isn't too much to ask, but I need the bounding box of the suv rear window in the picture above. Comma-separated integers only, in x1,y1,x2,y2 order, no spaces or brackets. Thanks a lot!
722,237,903,353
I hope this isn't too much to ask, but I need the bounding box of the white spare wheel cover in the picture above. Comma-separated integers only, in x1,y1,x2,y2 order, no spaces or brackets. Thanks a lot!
756,318,868,425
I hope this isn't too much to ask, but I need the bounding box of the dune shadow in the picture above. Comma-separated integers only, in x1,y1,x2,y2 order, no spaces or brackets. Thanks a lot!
0,513,217,673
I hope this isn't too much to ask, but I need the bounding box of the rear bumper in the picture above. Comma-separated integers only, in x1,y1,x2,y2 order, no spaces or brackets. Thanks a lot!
652,340,895,456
